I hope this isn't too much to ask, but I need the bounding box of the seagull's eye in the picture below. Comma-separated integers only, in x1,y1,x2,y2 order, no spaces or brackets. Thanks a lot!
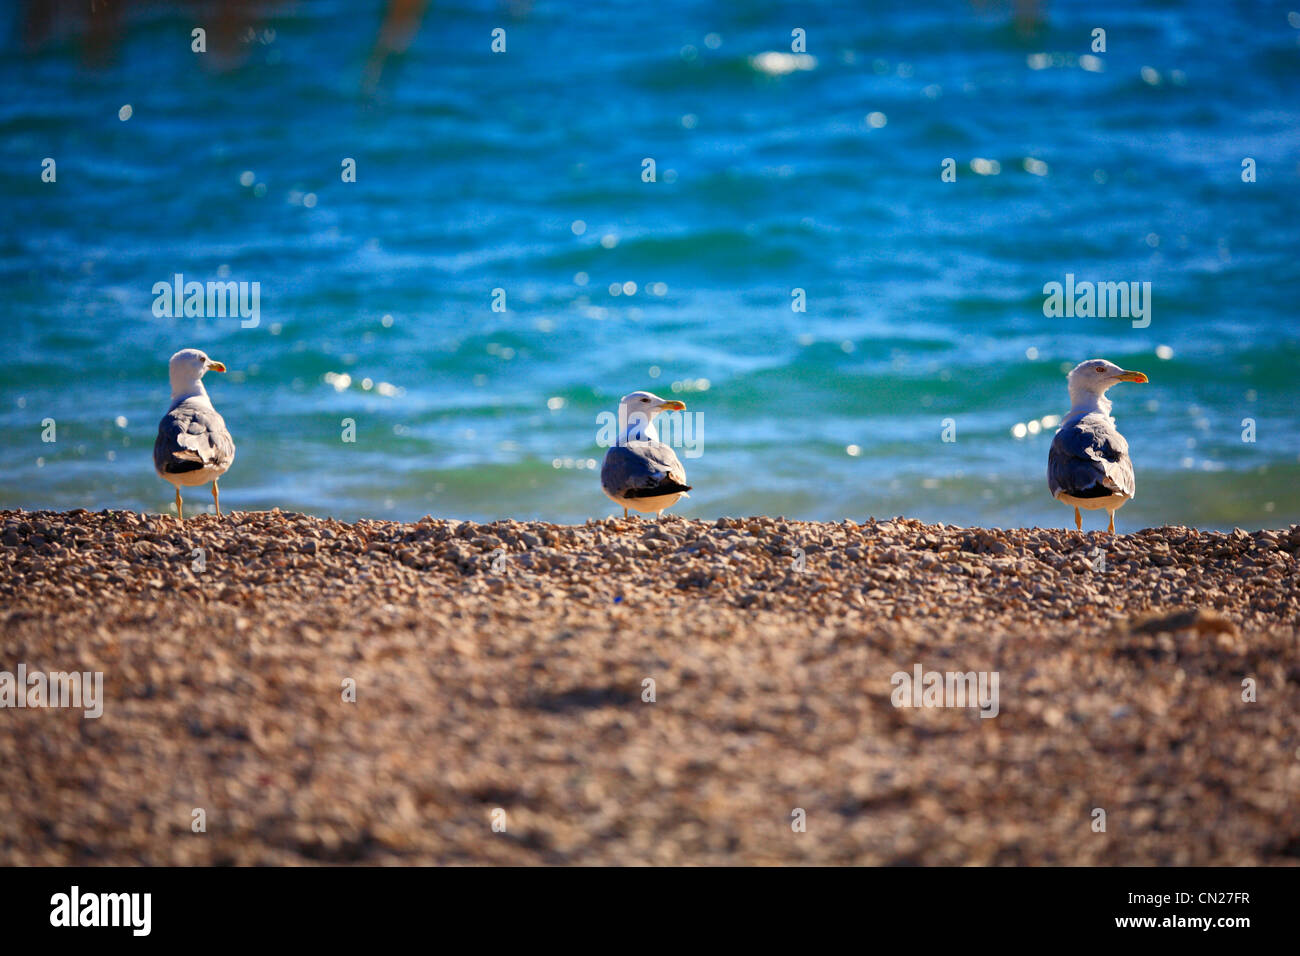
641,398,649,403
1094,365,1106,373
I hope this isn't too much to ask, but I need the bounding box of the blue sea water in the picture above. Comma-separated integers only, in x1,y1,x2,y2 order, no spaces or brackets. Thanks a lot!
1,0,1298,528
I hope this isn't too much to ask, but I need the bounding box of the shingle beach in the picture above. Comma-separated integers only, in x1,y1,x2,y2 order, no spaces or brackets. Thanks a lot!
2,509,1297,865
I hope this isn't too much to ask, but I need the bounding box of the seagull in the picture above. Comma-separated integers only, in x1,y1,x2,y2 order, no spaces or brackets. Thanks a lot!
1047,359,1148,533
600,390,692,519
153,348,235,519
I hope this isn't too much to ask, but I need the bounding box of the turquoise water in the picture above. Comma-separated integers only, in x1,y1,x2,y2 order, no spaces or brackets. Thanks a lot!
2,1,1298,528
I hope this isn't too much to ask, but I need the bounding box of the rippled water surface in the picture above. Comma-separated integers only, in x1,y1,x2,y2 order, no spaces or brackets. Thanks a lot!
2,1,1298,528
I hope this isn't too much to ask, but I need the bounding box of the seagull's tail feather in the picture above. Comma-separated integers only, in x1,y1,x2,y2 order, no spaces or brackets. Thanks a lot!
624,480,692,498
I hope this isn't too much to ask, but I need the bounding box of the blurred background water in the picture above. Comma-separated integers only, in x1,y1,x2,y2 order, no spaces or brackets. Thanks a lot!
1,0,1298,528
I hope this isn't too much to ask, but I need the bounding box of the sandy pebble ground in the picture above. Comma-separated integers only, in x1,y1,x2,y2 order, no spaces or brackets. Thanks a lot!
1,507,1297,865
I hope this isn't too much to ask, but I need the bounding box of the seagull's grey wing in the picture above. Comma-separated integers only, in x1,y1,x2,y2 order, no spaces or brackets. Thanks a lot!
1048,414,1134,500
601,441,691,499
154,400,235,476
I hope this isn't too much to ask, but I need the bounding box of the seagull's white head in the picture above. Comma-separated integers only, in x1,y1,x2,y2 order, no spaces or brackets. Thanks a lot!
617,390,687,441
168,348,226,399
1066,358,1148,414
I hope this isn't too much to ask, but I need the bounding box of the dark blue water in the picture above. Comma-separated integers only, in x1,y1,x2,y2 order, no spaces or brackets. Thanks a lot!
2,0,1298,528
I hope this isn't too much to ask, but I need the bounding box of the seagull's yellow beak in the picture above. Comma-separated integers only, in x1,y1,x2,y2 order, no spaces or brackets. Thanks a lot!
1116,370,1148,383
656,400,686,411
205,360,227,373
